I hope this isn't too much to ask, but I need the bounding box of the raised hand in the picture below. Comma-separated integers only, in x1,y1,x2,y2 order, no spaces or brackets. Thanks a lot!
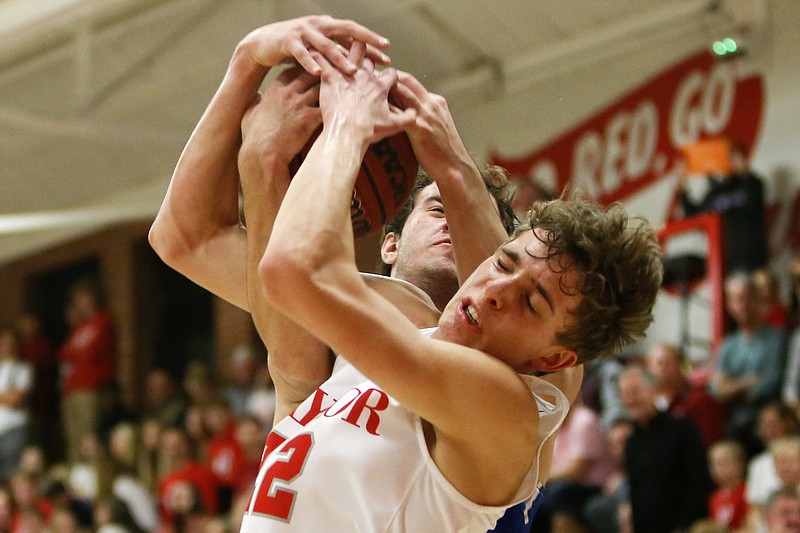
240,66,322,176
392,70,474,181
240,15,391,76
316,42,416,147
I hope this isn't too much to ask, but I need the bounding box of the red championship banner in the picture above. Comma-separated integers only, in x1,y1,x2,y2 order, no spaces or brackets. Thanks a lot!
491,51,764,212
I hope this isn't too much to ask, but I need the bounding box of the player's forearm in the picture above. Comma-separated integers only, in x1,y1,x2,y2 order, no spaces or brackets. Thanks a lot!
241,152,334,393
261,122,366,319
435,160,510,282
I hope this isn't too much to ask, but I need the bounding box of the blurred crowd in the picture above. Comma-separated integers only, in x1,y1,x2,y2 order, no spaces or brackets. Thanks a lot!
0,280,275,533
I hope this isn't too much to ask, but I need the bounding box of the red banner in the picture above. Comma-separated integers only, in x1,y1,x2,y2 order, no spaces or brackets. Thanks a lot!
491,51,764,212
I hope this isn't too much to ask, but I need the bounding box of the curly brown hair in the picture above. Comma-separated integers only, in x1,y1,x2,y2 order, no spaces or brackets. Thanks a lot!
519,194,662,363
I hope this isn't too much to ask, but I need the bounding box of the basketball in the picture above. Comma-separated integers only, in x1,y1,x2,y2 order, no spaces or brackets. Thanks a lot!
289,127,419,237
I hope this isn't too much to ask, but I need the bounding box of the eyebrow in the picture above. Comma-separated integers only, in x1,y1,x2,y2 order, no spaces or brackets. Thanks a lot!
502,245,555,313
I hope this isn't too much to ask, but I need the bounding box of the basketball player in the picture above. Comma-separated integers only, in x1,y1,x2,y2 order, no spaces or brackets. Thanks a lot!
237,42,662,530
236,61,573,532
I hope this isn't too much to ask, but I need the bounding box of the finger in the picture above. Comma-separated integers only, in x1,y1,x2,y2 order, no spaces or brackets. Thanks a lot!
304,33,356,74
308,49,336,76
275,64,306,85
390,107,419,131
390,81,419,110
365,44,391,65
319,17,390,50
287,40,322,75
287,68,320,93
300,83,321,107
396,70,428,98
347,41,367,68
376,66,398,91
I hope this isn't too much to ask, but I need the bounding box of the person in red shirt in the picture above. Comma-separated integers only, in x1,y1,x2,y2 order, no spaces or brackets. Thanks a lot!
203,398,244,514
15,312,59,460
233,416,265,500
753,268,789,331
58,278,117,464
158,427,218,526
708,439,748,530
647,343,726,447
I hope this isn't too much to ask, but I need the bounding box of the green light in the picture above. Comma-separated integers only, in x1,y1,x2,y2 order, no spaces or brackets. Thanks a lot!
723,37,738,53
712,41,727,55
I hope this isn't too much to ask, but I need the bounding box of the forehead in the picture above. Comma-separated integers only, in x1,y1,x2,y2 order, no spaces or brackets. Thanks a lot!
413,182,441,206
414,181,500,213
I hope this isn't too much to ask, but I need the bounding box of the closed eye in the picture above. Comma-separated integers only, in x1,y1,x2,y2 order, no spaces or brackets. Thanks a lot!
495,258,510,272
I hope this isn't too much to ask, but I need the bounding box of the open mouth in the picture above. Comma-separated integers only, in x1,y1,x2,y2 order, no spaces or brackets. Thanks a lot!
461,300,479,326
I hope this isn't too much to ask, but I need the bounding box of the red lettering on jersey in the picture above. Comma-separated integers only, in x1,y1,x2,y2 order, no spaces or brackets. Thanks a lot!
290,388,333,426
322,387,360,418
341,388,389,436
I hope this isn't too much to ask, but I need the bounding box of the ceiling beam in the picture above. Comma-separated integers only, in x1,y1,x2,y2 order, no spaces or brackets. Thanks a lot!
0,105,185,146
434,0,720,102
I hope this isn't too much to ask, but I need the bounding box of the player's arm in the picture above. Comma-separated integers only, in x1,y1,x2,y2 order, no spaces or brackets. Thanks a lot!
238,66,334,423
393,71,511,281
260,47,539,505
148,16,391,310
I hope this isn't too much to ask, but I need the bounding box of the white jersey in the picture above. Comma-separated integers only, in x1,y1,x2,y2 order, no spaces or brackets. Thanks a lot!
240,328,568,533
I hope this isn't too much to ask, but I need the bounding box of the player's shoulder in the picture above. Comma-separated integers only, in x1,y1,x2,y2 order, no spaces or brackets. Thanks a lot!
360,273,440,328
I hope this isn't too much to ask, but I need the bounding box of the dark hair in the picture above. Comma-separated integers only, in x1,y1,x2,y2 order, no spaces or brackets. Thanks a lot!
379,165,517,275
519,193,662,363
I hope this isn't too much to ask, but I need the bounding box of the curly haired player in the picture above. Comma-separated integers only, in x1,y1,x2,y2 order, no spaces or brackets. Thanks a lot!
240,39,662,531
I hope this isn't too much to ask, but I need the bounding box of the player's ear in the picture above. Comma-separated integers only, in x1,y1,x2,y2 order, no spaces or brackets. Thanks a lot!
381,232,400,266
529,347,578,373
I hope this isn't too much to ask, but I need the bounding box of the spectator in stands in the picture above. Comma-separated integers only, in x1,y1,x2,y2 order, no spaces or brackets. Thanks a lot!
746,436,800,533
106,422,160,532
583,418,632,533
58,278,117,464
679,139,768,273
9,470,53,527
138,417,164,494
94,495,146,533
203,398,242,515
647,342,725,446
157,427,218,527
0,486,12,533
619,366,712,533
788,255,800,332
222,344,258,418
182,404,209,462
182,361,217,410
245,362,276,431
783,273,800,418
15,311,57,455
707,439,748,530
763,487,800,533
710,271,787,456
232,415,264,500
0,324,33,484
772,436,800,494
584,344,643,431
143,368,187,429
44,478,94,530
753,268,789,331
67,432,101,506
746,402,800,524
